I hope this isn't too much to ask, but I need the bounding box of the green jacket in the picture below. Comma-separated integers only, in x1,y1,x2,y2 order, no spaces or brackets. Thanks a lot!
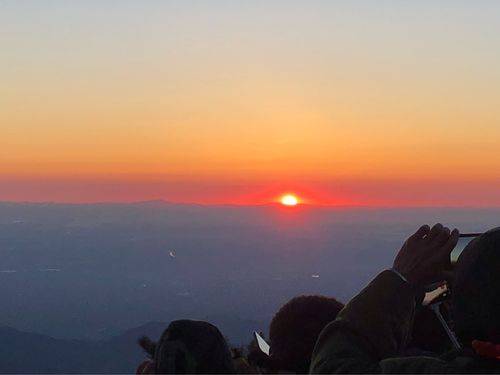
309,270,500,374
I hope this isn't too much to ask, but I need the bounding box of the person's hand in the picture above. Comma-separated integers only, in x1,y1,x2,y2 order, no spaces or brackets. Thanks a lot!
393,224,459,287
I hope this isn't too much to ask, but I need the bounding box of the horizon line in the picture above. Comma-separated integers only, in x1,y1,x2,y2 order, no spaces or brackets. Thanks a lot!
1,199,499,210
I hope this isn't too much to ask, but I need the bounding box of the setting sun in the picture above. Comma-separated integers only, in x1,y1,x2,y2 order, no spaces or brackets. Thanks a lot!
281,194,299,206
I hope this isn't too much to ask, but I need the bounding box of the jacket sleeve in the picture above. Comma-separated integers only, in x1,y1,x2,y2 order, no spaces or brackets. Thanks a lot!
309,270,457,374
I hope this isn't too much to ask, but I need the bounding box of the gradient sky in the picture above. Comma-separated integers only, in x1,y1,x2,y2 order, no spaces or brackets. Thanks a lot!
2,1,500,205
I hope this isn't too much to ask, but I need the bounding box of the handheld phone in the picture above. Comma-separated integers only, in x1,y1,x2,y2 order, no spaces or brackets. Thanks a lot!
254,331,270,356
450,233,483,263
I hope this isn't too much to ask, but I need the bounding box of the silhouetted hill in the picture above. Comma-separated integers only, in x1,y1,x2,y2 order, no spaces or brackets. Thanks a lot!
0,317,266,373
0,325,100,373
0,323,166,373
99,322,167,373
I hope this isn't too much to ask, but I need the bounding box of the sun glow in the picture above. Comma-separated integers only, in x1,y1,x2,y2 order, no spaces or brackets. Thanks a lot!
280,194,299,206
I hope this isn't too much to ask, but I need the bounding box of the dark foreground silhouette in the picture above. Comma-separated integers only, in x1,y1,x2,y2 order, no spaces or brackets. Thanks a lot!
135,225,500,374
311,226,500,373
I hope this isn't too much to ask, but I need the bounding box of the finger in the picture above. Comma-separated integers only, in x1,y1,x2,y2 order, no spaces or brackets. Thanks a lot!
442,228,460,255
408,224,431,242
427,229,459,264
426,223,444,242
435,226,451,246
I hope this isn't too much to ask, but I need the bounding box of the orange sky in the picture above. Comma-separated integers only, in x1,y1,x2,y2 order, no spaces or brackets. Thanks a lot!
1,1,500,206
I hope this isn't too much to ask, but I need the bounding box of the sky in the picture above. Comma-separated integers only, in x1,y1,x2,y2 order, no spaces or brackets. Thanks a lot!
1,1,500,206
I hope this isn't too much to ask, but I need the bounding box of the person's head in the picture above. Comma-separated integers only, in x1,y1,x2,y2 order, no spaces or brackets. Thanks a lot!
138,320,235,374
453,227,500,344
269,295,344,373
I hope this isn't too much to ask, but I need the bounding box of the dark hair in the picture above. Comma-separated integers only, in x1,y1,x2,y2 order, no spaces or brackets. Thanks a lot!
269,295,344,373
453,227,500,343
138,320,235,374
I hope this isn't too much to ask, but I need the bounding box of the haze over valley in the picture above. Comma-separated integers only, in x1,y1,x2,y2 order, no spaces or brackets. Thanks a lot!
1,202,496,344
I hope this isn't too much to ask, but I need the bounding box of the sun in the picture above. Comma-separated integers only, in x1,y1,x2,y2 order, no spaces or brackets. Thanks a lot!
280,194,299,206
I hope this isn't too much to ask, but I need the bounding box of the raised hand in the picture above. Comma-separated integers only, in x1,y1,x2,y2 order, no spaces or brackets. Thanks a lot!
393,224,459,286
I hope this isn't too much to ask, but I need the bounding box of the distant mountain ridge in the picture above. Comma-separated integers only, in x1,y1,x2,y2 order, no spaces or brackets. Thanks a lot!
0,315,266,374
0,322,166,373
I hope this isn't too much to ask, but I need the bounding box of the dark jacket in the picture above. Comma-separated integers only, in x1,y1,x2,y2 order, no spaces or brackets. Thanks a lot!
309,270,500,373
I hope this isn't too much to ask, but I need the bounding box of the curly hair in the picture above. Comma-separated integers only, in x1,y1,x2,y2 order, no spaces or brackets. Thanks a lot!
269,295,344,373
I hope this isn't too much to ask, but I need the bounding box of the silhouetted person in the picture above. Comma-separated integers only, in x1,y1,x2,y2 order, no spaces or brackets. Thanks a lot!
231,346,261,374
452,228,500,346
260,295,344,373
137,320,235,374
310,224,500,373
